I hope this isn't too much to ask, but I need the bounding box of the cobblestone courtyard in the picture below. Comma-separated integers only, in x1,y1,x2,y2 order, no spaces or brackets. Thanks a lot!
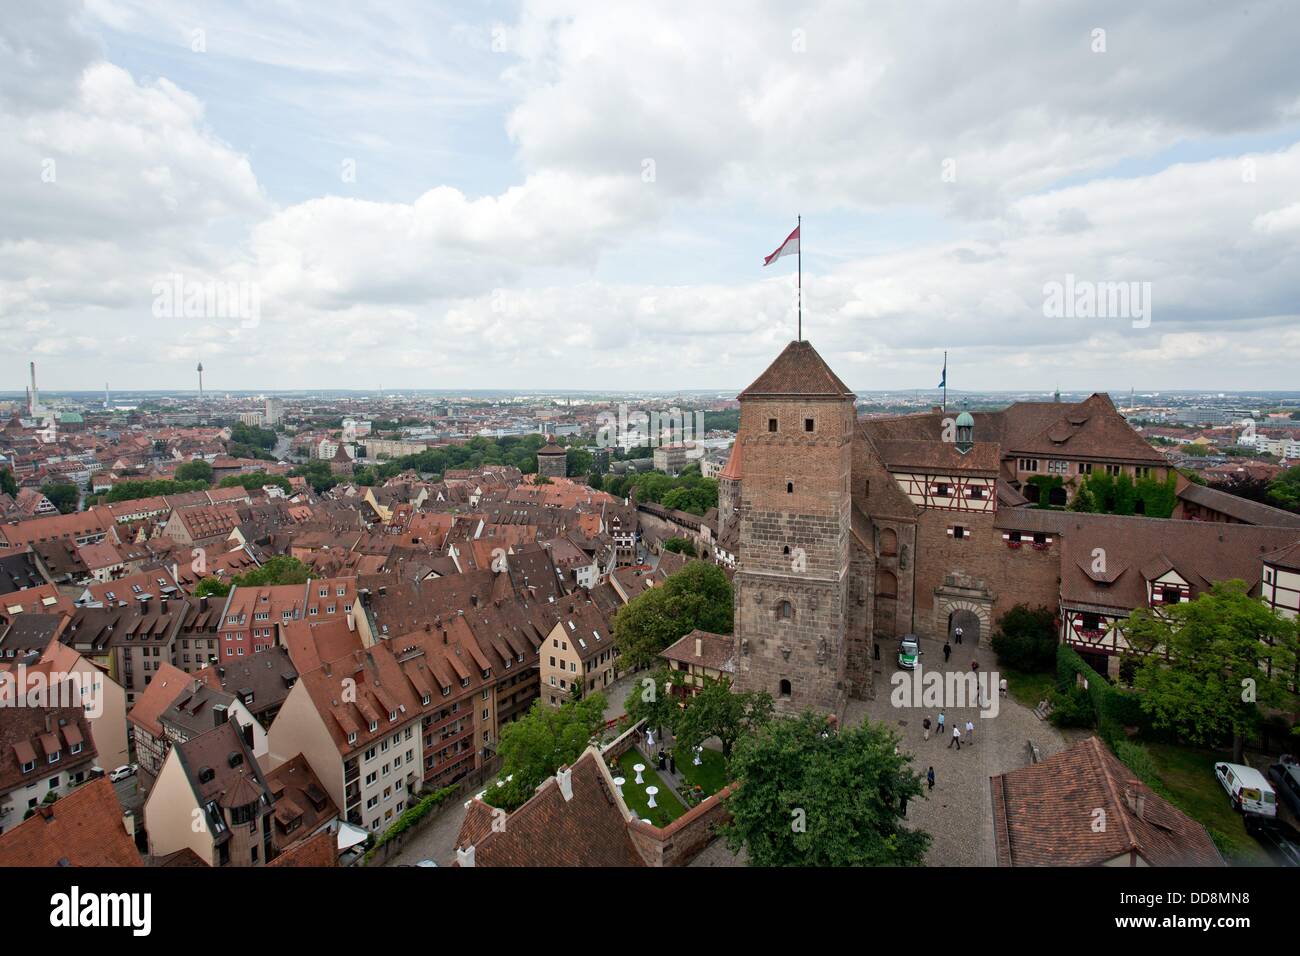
844,633,1065,865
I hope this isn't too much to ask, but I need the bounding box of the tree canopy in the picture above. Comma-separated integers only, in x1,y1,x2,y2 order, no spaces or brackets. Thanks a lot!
723,712,930,867
486,694,608,812
613,560,732,670
1268,465,1300,513
174,459,214,484
673,677,773,758
1125,580,1298,760
39,482,79,514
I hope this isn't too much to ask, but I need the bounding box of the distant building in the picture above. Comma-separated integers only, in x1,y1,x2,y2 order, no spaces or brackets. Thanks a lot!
652,443,690,475
537,441,568,479
264,397,284,426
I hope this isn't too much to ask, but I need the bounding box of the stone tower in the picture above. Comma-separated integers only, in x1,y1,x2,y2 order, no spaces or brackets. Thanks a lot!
730,341,857,716
536,441,568,479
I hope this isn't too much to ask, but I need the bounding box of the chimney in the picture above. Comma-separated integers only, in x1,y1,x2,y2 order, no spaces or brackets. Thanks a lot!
160,597,169,614
695,635,703,658
200,595,210,611
557,766,574,802
213,704,228,726
456,845,475,867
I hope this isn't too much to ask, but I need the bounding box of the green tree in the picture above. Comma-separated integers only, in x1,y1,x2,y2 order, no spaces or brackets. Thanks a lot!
723,712,930,866
991,604,1058,672
0,468,17,497
175,459,214,484
674,677,773,759
40,482,78,514
232,555,311,588
661,536,696,556
195,577,233,598
1126,580,1298,762
613,560,732,669
488,694,608,812
622,667,682,735
566,447,593,477
586,472,604,491
1267,465,1300,513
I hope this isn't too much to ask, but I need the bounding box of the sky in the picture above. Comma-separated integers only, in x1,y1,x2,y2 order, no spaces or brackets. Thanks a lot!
3,0,1300,394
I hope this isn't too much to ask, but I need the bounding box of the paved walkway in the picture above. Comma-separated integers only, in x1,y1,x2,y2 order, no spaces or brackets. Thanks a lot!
845,632,1064,866
383,798,471,867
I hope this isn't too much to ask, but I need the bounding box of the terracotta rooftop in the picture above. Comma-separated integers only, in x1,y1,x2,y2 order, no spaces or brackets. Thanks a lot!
0,777,140,867
991,737,1223,867
738,340,856,400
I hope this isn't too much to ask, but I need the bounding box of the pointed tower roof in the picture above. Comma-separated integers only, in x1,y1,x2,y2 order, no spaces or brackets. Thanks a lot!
718,439,743,480
738,340,855,400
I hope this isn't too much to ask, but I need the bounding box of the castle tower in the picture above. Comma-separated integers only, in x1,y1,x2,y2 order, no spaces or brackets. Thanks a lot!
731,341,857,716
536,441,568,479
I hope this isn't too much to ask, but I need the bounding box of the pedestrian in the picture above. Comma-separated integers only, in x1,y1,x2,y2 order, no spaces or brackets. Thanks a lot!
942,641,951,663
965,720,974,743
954,625,963,645
657,749,666,771
900,792,909,817
922,716,931,741
971,659,979,674
937,711,945,735
999,677,1008,698
949,726,961,750
669,753,676,774
927,766,935,791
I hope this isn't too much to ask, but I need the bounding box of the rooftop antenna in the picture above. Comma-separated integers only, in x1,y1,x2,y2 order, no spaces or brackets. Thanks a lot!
197,362,205,400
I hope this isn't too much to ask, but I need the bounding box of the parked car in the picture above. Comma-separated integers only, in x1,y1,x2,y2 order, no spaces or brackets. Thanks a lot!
897,635,921,670
1266,761,1300,817
1245,815,1300,867
1214,762,1277,817
109,764,138,783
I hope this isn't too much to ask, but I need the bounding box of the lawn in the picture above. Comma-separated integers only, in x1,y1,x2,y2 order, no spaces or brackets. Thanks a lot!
1142,742,1272,866
1000,667,1055,711
617,750,687,828
675,745,729,797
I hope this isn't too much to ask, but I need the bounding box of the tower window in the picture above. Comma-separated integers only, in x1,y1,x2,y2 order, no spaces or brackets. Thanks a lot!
777,600,793,620
952,526,966,540
782,545,790,555
779,679,792,698
786,482,794,494
768,418,778,433
804,418,815,432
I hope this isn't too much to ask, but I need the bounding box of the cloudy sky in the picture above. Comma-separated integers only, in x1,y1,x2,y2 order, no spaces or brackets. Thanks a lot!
3,1,1300,393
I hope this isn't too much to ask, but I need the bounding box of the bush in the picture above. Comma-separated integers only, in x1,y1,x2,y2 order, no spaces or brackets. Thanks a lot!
1055,644,1151,745
1049,686,1095,728
990,604,1058,672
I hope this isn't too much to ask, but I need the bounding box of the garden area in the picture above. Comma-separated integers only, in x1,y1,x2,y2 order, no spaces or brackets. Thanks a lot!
616,749,687,828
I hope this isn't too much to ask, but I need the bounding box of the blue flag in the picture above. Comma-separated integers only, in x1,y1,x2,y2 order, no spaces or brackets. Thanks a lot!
938,364,946,389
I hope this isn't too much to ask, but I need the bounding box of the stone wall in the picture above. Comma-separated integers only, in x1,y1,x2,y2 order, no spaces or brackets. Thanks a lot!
626,784,735,867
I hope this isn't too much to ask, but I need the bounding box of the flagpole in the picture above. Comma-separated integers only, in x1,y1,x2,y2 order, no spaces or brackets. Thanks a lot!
943,350,947,412
797,214,802,342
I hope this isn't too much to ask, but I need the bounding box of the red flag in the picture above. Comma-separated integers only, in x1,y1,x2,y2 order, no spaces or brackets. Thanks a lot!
763,225,800,266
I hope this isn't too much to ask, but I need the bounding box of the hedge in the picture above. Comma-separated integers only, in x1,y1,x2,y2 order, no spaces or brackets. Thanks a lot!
362,785,458,864
1055,644,1150,745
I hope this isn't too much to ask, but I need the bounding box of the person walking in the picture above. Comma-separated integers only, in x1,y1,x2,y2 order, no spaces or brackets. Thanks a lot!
900,793,909,817
965,720,975,744
954,625,963,645
949,725,961,750
927,766,935,791
922,716,932,741
942,640,951,663
937,711,945,736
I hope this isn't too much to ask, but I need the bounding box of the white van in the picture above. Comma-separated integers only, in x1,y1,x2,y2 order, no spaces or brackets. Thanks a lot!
1214,762,1277,817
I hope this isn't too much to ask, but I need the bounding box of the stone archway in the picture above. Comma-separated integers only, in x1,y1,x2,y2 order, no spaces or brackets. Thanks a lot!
932,573,995,645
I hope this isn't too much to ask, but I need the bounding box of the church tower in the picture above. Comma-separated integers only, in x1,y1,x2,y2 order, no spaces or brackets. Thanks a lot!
730,341,856,716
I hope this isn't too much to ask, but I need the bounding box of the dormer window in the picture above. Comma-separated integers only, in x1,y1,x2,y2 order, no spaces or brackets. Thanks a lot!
348,731,358,744
421,694,431,705
21,760,34,774
48,751,60,764
389,710,398,722
368,720,378,732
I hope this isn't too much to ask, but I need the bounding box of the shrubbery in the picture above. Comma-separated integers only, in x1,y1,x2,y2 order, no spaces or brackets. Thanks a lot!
990,604,1058,672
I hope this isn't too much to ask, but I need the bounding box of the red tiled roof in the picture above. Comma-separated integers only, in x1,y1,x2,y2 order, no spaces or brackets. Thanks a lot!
0,777,140,867
991,737,1223,867
738,340,856,399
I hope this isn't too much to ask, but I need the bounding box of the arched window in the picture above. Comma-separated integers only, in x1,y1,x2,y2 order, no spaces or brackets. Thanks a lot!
782,545,791,555
777,600,794,620
876,569,897,600
786,482,794,494
779,679,792,698
879,528,898,557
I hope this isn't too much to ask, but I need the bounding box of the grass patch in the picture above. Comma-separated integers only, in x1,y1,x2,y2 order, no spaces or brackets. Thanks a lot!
617,750,687,828
675,745,728,797
1001,667,1055,711
1142,741,1272,866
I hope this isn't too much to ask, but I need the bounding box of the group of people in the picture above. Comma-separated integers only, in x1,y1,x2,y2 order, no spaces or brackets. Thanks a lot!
921,711,976,749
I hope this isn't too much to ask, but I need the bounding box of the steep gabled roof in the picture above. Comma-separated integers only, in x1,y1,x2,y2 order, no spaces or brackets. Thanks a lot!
738,340,856,399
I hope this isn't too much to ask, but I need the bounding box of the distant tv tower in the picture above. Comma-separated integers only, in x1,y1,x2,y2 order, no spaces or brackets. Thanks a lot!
104,382,110,410
197,362,205,400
